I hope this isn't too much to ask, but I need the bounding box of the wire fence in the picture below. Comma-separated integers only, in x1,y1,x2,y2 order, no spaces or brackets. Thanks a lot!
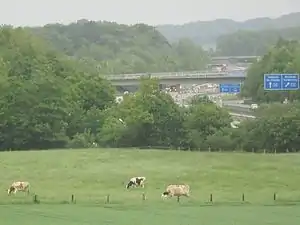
2,192,300,207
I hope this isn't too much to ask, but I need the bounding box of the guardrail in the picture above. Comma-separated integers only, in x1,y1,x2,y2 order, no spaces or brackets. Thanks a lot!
106,71,246,80
229,112,256,119
223,103,251,109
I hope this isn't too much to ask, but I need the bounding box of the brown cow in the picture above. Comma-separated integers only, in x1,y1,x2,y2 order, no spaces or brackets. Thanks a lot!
161,184,190,198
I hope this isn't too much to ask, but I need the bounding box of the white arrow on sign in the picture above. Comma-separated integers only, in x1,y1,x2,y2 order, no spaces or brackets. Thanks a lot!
285,82,290,88
269,82,272,88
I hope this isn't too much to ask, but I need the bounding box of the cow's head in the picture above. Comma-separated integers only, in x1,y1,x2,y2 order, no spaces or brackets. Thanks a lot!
161,191,170,199
126,181,134,189
136,178,143,185
7,186,15,195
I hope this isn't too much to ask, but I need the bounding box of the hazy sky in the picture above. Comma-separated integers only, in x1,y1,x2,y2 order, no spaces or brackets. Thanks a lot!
2,0,300,26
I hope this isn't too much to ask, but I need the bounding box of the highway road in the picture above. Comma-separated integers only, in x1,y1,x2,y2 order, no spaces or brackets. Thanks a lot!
223,102,251,108
223,100,254,115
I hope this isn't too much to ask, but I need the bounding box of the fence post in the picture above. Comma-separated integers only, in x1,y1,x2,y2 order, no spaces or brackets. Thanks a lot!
33,194,39,204
273,193,276,201
210,194,213,202
142,193,146,200
106,194,110,203
71,194,75,203
177,196,180,203
242,193,245,202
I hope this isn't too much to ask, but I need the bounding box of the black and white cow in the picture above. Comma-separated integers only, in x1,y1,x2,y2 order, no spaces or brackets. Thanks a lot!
7,181,30,195
126,176,146,189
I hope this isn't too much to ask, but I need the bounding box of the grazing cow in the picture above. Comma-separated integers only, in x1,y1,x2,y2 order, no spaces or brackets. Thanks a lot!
161,184,190,198
7,181,30,195
126,176,146,189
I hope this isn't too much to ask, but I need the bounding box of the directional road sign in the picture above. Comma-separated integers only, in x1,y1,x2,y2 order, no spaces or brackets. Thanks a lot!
219,83,241,93
282,74,299,90
264,74,299,90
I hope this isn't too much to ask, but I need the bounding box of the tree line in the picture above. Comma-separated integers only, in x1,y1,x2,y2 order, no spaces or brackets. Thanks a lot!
1,26,300,152
157,12,300,46
28,20,210,74
216,26,300,56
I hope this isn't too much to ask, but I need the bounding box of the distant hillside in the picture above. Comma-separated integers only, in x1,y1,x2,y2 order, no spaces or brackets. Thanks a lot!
157,12,300,47
216,26,300,56
28,20,209,74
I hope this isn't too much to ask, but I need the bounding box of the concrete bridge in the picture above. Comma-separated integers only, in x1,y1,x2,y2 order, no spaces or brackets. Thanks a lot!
105,70,246,86
211,56,259,60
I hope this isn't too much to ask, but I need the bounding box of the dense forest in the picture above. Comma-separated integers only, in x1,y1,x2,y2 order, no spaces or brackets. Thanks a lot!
216,26,300,56
27,20,209,74
0,24,300,152
157,12,300,47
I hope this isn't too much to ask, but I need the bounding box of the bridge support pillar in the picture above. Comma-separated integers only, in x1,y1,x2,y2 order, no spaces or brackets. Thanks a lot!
176,84,181,93
159,84,166,90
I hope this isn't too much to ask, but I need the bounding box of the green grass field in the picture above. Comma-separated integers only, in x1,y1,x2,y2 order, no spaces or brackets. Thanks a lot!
0,149,299,225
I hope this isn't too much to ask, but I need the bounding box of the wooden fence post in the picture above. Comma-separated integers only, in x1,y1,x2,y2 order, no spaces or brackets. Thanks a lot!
71,194,75,203
177,196,180,203
142,193,146,200
210,194,213,202
273,193,276,201
242,193,245,202
33,194,39,204
106,194,110,203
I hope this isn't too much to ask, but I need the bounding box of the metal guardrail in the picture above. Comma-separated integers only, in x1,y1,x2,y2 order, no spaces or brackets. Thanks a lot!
223,103,251,109
229,112,256,118
106,71,246,80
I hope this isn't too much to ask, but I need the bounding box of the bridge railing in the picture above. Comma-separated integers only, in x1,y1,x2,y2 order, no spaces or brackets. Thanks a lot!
106,70,210,79
106,71,246,80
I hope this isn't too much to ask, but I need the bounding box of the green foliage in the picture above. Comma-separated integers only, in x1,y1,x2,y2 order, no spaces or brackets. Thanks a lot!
29,21,210,73
67,129,97,149
241,39,300,102
183,99,231,150
216,26,300,56
0,26,115,150
1,25,300,153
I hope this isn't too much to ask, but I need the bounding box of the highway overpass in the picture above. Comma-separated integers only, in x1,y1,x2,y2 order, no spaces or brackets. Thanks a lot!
211,56,259,60
105,70,246,86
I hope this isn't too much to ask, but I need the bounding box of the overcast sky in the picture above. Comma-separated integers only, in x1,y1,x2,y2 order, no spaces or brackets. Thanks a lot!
2,0,300,26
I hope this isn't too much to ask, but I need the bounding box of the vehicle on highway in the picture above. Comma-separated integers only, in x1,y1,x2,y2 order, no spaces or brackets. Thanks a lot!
250,103,258,109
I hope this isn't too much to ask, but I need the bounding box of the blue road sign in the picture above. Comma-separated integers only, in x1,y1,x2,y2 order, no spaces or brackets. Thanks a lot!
264,74,282,90
219,83,241,93
264,74,299,90
282,74,299,90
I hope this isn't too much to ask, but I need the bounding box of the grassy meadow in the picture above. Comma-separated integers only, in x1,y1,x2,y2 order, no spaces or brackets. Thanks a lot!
0,148,299,225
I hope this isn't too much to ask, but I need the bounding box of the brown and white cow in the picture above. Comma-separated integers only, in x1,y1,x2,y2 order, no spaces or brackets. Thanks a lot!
161,184,190,198
126,176,146,189
7,181,30,195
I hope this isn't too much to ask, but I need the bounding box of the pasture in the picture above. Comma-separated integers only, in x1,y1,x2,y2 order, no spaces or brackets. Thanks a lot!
0,148,300,225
